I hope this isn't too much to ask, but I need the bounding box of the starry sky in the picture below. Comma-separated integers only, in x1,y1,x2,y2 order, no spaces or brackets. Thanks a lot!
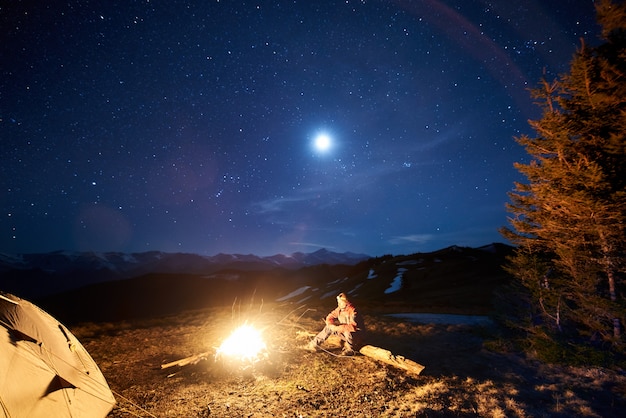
1,1,600,257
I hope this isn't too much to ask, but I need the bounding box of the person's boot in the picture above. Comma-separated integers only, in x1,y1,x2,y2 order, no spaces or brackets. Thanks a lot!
301,340,319,352
340,343,355,356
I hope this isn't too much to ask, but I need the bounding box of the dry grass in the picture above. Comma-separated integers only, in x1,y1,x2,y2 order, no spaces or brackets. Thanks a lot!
73,303,626,417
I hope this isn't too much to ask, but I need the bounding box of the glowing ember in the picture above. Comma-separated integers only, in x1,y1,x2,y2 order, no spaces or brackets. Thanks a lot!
216,324,267,362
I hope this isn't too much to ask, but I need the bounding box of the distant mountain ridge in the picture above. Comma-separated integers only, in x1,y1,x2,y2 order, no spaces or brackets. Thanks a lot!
34,243,515,324
0,248,370,299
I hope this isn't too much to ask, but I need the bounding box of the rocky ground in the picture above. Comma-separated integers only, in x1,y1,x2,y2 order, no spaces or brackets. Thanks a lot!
74,303,626,417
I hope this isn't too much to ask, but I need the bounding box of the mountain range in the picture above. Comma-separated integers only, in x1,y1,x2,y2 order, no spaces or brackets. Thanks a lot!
0,248,369,299
0,243,515,324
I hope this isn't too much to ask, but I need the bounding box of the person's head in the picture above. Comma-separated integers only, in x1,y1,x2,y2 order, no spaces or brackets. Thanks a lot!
336,292,349,308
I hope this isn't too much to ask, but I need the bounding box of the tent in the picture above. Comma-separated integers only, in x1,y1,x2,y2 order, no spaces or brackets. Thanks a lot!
0,292,115,417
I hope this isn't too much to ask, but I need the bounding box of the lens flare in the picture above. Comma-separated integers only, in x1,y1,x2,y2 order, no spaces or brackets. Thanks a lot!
216,324,267,362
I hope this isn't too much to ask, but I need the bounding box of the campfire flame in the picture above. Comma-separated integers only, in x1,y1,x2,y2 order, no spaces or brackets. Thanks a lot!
216,324,267,363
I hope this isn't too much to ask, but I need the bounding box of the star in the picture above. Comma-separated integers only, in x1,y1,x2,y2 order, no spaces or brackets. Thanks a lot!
0,1,600,256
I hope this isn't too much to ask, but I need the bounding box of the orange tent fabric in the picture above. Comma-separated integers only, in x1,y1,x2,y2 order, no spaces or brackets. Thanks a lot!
0,292,115,417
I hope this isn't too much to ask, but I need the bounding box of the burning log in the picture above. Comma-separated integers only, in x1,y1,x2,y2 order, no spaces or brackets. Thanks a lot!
358,345,425,375
161,324,268,372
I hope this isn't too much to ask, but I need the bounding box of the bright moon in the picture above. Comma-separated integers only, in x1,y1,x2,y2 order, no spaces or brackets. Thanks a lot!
314,133,332,152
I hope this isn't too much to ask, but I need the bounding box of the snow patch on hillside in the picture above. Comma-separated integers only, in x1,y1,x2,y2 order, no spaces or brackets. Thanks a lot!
397,259,420,266
276,286,311,302
347,283,362,296
385,268,407,294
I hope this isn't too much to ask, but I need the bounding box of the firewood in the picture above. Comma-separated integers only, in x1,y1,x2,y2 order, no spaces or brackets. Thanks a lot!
160,351,211,369
358,345,425,375
296,330,317,340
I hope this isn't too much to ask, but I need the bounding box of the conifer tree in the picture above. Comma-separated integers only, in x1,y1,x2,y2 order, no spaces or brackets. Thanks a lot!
501,0,626,356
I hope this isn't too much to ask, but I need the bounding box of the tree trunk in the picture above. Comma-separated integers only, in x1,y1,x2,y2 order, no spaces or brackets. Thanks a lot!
599,232,621,339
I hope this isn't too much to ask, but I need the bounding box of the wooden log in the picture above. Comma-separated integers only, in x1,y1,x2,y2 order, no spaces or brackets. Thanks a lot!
296,330,317,340
161,351,211,369
358,344,425,375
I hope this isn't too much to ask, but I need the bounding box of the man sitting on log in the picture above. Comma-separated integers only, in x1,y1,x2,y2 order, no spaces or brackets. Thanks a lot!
303,292,359,356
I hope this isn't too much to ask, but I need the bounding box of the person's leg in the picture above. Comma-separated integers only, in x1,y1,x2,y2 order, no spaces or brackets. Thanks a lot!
304,325,332,351
339,331,355,355
313,325,333,345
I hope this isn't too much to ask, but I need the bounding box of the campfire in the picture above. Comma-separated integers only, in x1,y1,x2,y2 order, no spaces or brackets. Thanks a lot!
215,324,268,364
160,322,269,373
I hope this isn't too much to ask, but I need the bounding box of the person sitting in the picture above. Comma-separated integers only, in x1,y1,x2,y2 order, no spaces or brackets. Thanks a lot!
304,292,359,356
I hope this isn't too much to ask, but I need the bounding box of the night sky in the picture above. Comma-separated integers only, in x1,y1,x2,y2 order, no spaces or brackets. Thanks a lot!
1,1,600,257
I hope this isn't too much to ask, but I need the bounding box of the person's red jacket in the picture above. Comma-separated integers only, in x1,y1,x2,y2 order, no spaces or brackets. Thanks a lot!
325,302,357,333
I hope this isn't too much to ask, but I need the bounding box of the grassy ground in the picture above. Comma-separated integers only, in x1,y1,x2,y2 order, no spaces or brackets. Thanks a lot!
74,303,626,417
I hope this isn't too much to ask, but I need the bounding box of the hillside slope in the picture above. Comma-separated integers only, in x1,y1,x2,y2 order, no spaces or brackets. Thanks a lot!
40,244,513,324
73,304,626,417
